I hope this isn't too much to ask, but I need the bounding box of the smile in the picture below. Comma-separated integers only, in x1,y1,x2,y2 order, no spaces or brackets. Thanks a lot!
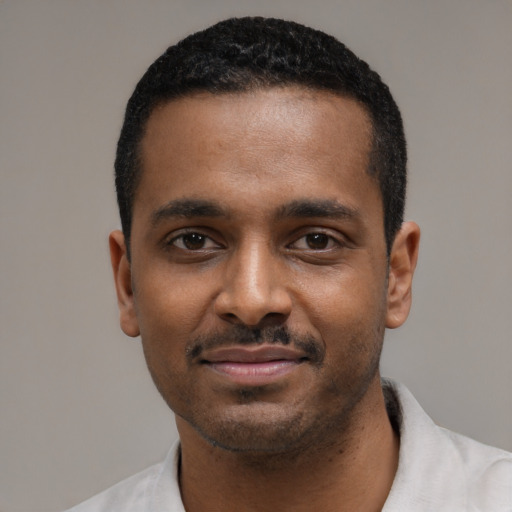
201,345,307,386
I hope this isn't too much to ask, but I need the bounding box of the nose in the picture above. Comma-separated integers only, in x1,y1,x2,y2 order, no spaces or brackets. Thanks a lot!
214,242,293,327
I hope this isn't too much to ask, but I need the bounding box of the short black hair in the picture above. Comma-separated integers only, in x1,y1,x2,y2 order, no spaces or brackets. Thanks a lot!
115,17,406,254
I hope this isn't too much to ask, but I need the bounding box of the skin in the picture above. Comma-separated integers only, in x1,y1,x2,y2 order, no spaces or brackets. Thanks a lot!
110,87,420,511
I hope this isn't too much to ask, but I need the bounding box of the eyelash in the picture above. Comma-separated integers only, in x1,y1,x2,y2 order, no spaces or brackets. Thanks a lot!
167,230,222,251
288,232,342,251
165,229,344,253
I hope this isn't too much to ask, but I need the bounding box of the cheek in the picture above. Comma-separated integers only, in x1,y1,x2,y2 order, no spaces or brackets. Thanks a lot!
296,266,387,357
133,267,216,339
297,264,386,322
133,275,203,403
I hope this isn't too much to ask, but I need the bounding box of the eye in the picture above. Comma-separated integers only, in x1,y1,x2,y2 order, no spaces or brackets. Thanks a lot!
170,232,220,251
290,233,339,251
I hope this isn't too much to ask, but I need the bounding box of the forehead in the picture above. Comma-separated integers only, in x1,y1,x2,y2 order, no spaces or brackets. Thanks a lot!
142,87,372,164
135,87,379,222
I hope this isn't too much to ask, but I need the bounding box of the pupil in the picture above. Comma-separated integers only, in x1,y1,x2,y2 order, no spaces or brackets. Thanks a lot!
307,233,328,249
183,233,205,250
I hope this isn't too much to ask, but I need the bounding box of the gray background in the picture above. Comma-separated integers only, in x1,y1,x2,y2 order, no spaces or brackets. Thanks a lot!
1,1,511,511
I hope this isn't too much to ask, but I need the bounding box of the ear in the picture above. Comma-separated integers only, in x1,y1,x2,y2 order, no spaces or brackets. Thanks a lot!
109,230,140,337
385,221,420,329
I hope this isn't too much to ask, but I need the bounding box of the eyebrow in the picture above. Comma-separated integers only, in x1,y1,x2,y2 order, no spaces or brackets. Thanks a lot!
151,198,228,226
151,197,360,226
275,199,360,221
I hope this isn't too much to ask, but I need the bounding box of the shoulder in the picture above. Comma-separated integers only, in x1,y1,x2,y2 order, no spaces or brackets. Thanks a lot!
63,441,184,512
63,463,163,512
442,427,512,509
383,379,512,511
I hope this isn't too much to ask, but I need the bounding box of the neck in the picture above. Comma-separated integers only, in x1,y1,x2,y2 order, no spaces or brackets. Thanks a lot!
177,378,399,512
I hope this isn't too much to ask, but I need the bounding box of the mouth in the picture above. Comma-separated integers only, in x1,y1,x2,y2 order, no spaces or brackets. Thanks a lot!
200,345,308,386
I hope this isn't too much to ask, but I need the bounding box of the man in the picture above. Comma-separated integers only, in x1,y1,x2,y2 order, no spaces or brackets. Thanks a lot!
68,17,511,511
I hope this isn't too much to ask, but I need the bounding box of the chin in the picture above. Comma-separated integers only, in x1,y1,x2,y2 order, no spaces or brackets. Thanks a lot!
188,403,314,454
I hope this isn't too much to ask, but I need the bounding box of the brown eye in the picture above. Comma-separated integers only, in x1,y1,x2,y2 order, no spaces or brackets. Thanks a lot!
305,233,330,249
289,232,339,251
182,233,206,250
171,232,219,250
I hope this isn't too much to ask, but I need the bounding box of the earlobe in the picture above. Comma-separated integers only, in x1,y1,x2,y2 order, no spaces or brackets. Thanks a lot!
385,221,420,329
109,230,140,337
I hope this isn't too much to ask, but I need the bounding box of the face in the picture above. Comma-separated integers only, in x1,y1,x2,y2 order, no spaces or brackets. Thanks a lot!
110,87,418,453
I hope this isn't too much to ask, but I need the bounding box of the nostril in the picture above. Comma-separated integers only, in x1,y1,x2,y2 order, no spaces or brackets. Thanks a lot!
218,311,289,329
247,312,290,329
263,312,289,324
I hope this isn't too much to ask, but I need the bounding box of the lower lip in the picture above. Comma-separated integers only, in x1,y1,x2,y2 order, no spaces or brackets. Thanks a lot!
207,360,300,386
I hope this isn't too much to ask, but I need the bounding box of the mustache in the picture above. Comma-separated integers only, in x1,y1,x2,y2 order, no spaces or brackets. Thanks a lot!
186,324,324,364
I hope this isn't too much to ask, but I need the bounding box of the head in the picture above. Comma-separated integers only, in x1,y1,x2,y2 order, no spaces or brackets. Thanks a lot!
110,18,419,455
115,17,406,256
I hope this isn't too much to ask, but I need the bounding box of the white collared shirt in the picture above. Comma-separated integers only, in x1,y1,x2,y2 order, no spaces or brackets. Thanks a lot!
66,380,512,511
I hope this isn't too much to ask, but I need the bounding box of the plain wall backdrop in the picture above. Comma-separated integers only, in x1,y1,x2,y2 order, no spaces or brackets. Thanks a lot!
1,1,511,510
